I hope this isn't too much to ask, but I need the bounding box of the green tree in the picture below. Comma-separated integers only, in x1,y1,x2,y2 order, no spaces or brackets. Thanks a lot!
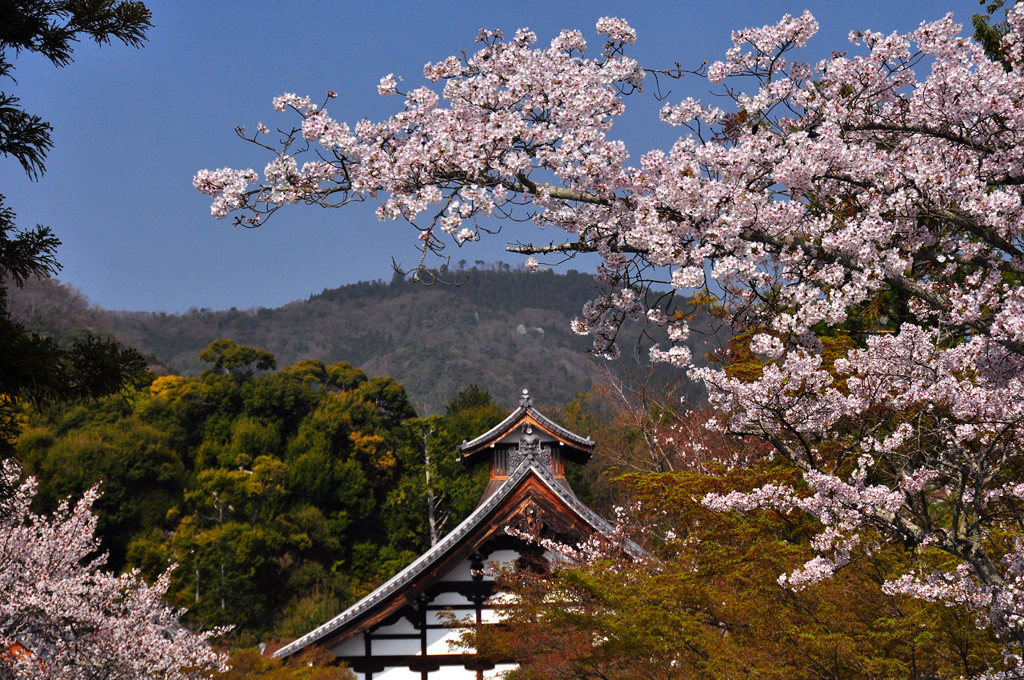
442,384,505,443
383,415,487,549
127,354,429,637
0,0,152,457
17,398,186,569
200,338,277,379
444,383,493,415
973,0,1018,63
352,375,416,427
325,361,367,391
18,342,511,642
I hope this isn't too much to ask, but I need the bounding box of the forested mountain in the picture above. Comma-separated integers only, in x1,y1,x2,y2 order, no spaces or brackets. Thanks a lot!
9,268,722,413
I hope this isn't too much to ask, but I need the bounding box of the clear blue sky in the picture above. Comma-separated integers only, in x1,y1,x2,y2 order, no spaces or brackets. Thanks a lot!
3,0,986,312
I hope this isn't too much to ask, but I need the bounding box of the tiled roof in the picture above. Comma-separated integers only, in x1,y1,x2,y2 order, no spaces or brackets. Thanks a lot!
458,389,594,455
273,457,634,659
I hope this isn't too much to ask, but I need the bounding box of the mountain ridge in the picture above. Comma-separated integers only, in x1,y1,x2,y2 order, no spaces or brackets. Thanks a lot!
8,268,719,413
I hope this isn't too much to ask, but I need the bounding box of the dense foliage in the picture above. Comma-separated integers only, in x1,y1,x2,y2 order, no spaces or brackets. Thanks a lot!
17,343,503,642
466,389,1000,678
474,466,1003,679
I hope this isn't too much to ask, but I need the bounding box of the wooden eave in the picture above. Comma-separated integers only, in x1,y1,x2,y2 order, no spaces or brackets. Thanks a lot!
458,407,594,466
273,459,634,660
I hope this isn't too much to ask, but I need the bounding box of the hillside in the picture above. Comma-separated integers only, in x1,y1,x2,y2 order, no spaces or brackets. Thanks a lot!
8,268,722,413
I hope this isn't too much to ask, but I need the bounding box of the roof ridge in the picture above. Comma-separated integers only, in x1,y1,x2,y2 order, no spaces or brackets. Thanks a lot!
273,459,627,659
458,389,594,455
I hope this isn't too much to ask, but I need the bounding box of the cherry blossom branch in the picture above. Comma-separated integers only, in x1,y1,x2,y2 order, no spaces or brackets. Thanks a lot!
196,10,1024,669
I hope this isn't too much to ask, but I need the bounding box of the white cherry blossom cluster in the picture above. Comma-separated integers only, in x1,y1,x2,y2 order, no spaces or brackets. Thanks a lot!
594,17,637,46
0,462,226,679
192,167,257,218
196,19,641,286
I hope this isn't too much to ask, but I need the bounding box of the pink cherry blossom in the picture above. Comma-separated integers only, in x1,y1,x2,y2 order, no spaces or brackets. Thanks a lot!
595,17,637,46
200,9,1024,670
377,73,400,96
0,462,226,679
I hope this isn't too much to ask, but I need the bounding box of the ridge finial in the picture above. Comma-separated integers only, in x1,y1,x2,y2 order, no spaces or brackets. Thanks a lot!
519,388,532,408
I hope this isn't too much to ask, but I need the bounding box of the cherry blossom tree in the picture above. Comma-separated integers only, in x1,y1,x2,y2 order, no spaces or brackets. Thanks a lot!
199,8,1024,674
0,461,226,679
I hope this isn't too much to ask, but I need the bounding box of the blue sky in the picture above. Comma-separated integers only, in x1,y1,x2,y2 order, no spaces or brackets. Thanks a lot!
3,0,986,312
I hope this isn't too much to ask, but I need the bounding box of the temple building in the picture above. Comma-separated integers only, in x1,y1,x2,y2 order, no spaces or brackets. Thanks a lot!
273,389,629,679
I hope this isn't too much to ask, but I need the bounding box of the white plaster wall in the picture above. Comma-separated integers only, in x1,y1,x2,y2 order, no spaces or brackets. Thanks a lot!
374,663,493,680
373,663,517,680
329,634,364,657
425,626,463,656
371,636,421,656
479,605,503,625
430,591,473,606
446,559,477,581
431,665,479,680
376,666,420,680
372,618,417,635
425,607,465,627
480,590,516,625
447,548,522,582
485,550,519,568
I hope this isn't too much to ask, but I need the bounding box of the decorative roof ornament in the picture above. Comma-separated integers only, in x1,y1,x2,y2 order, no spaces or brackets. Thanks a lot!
459,389,594,463
509,424,551,472
519,388,533,408
518,425,540,456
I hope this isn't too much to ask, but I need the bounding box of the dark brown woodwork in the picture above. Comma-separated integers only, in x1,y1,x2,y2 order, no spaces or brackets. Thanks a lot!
274,397,617,676
313,471,596,653
346,654,510,673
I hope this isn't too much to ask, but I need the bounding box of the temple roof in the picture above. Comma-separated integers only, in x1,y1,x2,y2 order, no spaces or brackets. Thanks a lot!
273,456,638,659
458,388,594,464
